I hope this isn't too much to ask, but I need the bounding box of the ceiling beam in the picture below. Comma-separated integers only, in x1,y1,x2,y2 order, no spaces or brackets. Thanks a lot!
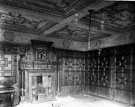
42,1,115,36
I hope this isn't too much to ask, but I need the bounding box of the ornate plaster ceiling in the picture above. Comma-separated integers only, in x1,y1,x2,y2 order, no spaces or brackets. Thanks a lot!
48,25,111,42
48,25,88,42
0,1,134,42
0,0,96,17
81,1,135,32
0,11,57,34
0,0,99,35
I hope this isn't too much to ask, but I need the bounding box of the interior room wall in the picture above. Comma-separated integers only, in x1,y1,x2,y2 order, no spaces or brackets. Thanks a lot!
85,44,135,105
56,49,86,96
0,28,135,105
0,38,135,105
0,29,87,51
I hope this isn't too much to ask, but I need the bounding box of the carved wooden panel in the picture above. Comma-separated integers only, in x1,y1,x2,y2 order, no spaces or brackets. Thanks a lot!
89,58,98,86
76,59,85,71
36,49,47,60
115,55,131,90
59,49,85,95
0,53,16,77
99,56,111,87
132,46,135,104
31,40,53,61
85,45,135,104
85,51,99,95
113,46,132,103
63,58,85,86
64,70,74,86
0,45,18,53
85,59,89,85
97,51,112,99
0,53,18,89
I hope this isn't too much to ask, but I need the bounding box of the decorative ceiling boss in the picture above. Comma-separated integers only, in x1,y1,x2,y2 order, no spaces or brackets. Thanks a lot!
2,30,15,41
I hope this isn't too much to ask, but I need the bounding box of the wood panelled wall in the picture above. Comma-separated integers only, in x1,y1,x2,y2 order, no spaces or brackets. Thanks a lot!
0,41,135,105
85,48,113,99
85,44,135,104
56,49,85,96
56,44,135,105
0,43,18,84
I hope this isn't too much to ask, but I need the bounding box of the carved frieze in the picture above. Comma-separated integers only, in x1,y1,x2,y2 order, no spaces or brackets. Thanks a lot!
0,45,18,53
0,12,38,29
20,61,58,70
20,61,33,69
34,61,57,70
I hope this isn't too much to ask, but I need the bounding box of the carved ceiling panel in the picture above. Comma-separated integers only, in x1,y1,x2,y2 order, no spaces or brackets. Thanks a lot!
0,0,96,17
48,25,88,42
0,1,134,43
48,25,111,42
81,1,135,32
0,12,38,29
0,12,57,34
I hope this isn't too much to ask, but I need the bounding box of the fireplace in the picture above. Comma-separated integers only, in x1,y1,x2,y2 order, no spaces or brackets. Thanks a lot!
25,70,55,102
20,40,59,103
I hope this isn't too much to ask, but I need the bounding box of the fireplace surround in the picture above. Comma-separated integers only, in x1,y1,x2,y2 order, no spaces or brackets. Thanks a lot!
20,40,59,103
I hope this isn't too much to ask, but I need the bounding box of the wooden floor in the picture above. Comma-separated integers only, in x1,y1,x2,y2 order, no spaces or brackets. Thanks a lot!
17,95,129,107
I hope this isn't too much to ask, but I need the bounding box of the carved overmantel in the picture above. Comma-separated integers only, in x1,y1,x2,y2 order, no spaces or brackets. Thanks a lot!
19,40,61,102
20,40,59,72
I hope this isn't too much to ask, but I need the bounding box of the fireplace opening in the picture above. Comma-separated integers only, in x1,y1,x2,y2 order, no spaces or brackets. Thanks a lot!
30,74,55,102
